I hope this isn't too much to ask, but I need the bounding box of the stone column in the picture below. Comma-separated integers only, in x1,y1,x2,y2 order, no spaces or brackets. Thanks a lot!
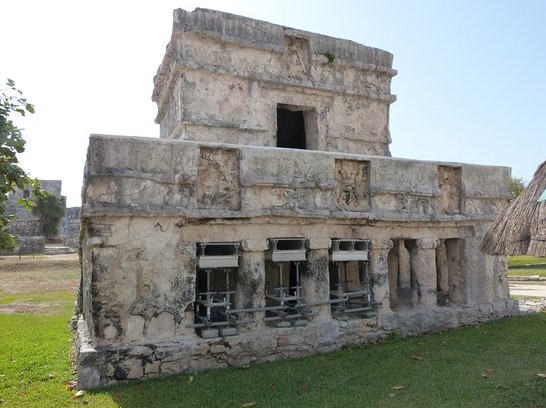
398,241,411,289
436,240,449,293
302,239,331,321
237,239,267,330
446,238,467,305
492,254,509,301
412,239,439,307
387,241,399,304
177,243,197,337
369,239,393,312
397,240,412,307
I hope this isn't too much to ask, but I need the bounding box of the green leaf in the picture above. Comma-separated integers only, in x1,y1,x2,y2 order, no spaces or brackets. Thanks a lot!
0,78,35,249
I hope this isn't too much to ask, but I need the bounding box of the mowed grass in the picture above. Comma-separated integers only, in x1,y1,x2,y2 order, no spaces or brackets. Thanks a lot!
0,314,76,406
508,255,546,278
94,314,546,408
1,255,546,407
508,255,546,267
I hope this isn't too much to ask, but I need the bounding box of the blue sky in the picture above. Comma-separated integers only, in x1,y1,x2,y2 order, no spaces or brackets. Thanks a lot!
3,0,545,206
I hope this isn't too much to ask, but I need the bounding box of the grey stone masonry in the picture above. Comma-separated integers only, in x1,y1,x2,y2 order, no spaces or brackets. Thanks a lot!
152,8,396,156
3,180,80,253
76,8,517,389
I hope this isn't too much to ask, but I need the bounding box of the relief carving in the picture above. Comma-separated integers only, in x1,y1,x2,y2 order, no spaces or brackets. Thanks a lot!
197,148,240,210
271,188,295,208
335,159,371,211
268,187,329,211
437,166,461,215
282,36,310,77
395,194,432,214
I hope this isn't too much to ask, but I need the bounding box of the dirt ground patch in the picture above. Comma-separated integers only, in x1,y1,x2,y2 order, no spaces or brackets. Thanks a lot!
0,301,67,314
0,254,80,294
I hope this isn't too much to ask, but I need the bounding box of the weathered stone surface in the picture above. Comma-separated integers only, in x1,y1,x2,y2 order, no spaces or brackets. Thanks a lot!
147,312,176,341
370,239,393,311
2,180,80,254
153,9,396,156
412,239,439,307
76,8,517,389
437,166,461,215
82,136,511,220
125,315,145,341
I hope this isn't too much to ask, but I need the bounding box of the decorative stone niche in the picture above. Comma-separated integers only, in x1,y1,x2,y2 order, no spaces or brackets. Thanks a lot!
282,35,311,79
438,166,462,215
335,159,370,211
197,147,240,210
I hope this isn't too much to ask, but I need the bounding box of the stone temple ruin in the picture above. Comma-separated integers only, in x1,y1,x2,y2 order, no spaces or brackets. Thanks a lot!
3,180,80,254
76,8,518,388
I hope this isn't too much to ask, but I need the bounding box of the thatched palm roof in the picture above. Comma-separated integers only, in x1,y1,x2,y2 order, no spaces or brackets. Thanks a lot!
480,160,546,257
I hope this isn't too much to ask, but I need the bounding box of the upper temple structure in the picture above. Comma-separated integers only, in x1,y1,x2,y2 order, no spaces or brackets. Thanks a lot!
75,8,517,389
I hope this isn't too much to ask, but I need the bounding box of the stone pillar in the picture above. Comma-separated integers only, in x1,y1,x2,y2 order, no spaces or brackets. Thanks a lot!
495,255,510,301
302,239,331,321
237,239,267,330
176,243,197,337
387,241,399,304
398,241,411,289
412,239,439,307
369,239,393,312
446,238,467,305
436,240,449,293
396,240,412,307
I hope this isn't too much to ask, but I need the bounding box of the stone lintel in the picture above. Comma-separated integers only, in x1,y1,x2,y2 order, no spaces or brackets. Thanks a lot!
241,239,268,252
307,238,331,250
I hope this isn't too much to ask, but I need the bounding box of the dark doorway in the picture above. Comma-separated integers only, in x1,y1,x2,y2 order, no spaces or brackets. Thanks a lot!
277,108,306,149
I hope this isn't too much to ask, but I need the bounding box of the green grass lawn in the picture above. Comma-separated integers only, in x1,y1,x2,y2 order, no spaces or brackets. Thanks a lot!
93,314,546,408
508,255,546,278
508,255,546,267
1,255,546,407
0,313,76,407
1,306,546,407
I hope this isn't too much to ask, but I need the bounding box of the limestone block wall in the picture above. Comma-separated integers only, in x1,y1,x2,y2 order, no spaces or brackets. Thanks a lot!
61,207,81,247
75,8,520,388
76,134,517,388
5,180,62,237
152,8,396,156
2,179,75,253
83,135,511,222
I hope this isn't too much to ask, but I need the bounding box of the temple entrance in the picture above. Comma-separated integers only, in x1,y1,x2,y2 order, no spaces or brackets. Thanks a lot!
277,107,306,149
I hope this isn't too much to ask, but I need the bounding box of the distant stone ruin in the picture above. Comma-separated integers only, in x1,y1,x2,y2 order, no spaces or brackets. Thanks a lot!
3,180,79,254
75,8,517,389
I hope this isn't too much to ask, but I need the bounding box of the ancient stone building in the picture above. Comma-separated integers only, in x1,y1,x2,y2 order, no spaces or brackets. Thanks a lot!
2,180,80,253
61,207,81,248
76,8,517,389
